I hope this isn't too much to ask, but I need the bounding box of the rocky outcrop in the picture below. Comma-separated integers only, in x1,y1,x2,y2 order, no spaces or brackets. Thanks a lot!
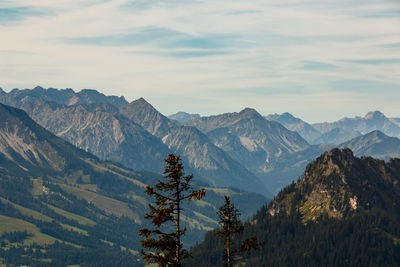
268,148,400,223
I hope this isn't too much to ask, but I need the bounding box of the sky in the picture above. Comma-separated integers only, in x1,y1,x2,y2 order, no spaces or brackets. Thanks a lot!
1,0,399,122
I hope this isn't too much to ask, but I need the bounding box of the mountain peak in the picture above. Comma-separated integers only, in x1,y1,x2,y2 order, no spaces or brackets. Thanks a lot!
364,110,385,119
33,85,45,91
168,112,200,123
266,112,301,124
127,97,158,112
364,129,387,138
281,112,296,118
320,147,355,165
135,97,148,103
239,107,262,119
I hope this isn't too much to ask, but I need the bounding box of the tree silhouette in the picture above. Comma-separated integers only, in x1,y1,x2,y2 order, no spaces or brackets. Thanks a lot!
139,153,205,267
216,196,263,267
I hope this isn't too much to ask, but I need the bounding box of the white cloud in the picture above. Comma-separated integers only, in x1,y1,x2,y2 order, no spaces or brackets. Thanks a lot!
1,0,399,121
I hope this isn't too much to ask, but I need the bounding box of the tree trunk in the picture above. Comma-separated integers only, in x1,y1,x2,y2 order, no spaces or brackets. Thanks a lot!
227,220,231,267
176,185,181,266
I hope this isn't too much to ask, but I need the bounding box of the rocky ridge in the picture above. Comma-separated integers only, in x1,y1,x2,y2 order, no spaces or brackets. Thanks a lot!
269,148,400,223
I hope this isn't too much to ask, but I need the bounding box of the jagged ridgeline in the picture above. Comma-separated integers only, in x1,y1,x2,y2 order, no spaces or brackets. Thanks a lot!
187,148,400,266
0,103,267,266
0,87,271,196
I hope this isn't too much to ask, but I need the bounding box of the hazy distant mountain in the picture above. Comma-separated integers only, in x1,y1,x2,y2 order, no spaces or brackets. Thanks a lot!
312,111,400,138
312,127,361,145
266,112,321,143
0,86,128,108
185,108,310,191
168,111,201,123
21,99,170,172
340,130,400,160
120,99,270,196
391,117,400,126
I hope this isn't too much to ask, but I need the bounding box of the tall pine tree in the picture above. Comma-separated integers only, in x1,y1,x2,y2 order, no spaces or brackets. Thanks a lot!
216,196,263,267
140,153,205,267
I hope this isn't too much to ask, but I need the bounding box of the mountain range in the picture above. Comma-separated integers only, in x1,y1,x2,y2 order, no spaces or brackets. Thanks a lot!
119,98,269,195
0,86,128,108
0,103,268,266
0,88,270,196
1,86,400,265
1,86,399,196
185,108,311,192
312,110,400,138
267,111,400,145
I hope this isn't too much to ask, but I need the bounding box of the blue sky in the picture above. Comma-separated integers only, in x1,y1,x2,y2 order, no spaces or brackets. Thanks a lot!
0,0,399,122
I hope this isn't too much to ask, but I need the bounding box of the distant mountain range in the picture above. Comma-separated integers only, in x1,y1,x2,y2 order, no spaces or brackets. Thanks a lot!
0,88,270,196
0,103,268,265
312,110,400,138
1,86,400,196
0,86,128,108
340,130,400,160
187,148,400,266
267,111,400,145
185,108,311,192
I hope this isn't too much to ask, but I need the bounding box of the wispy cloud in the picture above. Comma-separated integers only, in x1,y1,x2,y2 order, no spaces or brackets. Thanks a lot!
1,0,399,121
299,61,337,70
343,59,400,65
0,7,52,24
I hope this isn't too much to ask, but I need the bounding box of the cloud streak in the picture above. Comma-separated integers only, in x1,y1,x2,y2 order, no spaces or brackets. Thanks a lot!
1,0,399,121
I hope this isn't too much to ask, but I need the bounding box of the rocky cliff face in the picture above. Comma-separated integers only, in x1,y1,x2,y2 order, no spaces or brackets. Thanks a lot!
269,148,400,223
21,100,170,173
0,103,94,173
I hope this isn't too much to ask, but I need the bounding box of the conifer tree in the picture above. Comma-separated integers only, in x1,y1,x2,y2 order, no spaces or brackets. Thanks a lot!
139,153,205,267
216,196,263,267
